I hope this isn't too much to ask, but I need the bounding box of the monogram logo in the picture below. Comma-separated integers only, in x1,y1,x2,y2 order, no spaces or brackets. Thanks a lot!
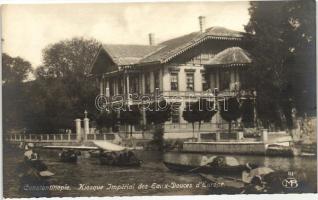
282,171,298,189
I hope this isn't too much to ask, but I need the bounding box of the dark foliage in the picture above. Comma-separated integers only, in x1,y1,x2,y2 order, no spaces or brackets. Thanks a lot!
219,98,241,133
119,105,142,137
96,111,118,132
146,100,172,125
3,37,101,134
244,1,316,129
2,53,32,84
183,98,217,137
146,100,172,150
2,54,33,133
241,98,255,128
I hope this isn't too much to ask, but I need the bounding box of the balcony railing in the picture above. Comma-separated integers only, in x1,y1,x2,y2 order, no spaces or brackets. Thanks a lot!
105,89,255,105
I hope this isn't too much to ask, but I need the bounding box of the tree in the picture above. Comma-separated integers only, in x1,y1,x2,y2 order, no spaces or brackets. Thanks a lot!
39,37,100,78
146,100,171,150
2,53,33,84
197,98,217,132
2,53,33,133
119,105,142,137
182,102,199,138
183,99,217,138
244,1,316,129
219,98,241,134
27,37,101,132
96,111,117,132
241,98,255,128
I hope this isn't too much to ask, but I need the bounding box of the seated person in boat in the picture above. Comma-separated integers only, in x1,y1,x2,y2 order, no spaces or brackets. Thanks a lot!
209,156,227,167
100,151,118,165
126,150,140,164
59,149,78,162
243,175,267,194
117,151,133,165
24,143,36,161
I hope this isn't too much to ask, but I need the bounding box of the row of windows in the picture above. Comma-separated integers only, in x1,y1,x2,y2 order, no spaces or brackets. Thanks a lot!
102,69,241,95
170,72,208,92
104,71,161,95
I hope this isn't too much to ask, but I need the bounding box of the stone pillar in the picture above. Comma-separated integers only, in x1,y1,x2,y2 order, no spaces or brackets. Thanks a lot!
216,132,221,141
237,131,244,140
162,68,170,91
197,132,201,142
126,74,130,99
262,129,268,143
149,71,154,93
159,68,163,91
83,118,90,140
99,78,103,95
105,79,109,96
142,110,146,127
141,73,146,94
216,69,220,89
75,119,81,142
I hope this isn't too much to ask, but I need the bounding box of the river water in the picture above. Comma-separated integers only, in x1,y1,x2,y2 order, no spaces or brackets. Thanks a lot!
3,144,317,198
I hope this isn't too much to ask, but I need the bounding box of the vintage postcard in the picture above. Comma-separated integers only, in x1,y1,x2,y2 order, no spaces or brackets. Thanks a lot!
1,1,317,198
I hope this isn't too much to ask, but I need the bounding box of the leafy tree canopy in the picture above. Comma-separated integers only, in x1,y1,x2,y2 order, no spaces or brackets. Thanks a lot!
2,53,33,84
243,1,316,128
96,111,117,130
37,37,100,79
219,98,241,133
4,38,101,133
146,100,172,125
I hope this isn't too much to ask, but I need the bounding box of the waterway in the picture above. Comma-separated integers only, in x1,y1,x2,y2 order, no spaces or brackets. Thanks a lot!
3,144,317,198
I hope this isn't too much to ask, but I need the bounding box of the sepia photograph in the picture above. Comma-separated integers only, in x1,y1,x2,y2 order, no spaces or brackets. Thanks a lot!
1,0,317,198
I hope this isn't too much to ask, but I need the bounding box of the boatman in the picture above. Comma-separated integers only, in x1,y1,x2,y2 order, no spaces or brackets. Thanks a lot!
24,143,39,161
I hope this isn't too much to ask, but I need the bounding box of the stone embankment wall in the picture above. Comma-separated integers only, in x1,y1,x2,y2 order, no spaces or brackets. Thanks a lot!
183,141,266,155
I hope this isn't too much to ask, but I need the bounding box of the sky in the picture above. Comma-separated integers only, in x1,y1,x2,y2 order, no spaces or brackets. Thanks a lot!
2,2,250,68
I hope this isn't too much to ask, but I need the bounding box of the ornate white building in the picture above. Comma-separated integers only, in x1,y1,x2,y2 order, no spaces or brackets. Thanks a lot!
90,16,255,139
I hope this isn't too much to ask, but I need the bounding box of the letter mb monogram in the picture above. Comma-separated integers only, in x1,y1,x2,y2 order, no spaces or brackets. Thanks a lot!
282,171,298,189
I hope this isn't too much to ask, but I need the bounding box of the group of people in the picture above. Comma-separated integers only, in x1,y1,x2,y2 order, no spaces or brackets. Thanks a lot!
200,155,307,194
59,149,80,162
100,150,141,166
17,143,53,193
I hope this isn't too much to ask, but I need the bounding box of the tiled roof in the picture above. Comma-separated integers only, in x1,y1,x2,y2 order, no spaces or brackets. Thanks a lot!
205,47,252,66
101,27,245,66
139,27,245,64
102,44,162,65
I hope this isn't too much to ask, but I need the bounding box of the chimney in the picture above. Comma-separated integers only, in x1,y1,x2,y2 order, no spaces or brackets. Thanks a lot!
198,16,206,33
148,33,155,46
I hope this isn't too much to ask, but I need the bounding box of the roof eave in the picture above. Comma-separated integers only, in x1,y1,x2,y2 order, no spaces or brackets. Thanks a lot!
204,63,252,68
161,35,244,64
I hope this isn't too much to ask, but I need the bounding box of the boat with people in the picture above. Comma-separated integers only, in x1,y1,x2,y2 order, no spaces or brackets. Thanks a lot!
200,164,309,194
59,149,80,162
99,150,142,167
17,143,54,192
43,140,143,167
163,155,258,175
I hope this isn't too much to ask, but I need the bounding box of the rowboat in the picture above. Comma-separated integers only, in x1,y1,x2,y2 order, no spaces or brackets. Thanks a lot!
59,150,79,162
99,150,142,167
199,173,245,192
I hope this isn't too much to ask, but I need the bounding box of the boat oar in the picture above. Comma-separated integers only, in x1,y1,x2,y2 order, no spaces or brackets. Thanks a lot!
188,163,210,173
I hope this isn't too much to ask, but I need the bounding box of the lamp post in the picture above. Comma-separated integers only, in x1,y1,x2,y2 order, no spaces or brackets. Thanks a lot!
84,110,88,118
253,90,257,128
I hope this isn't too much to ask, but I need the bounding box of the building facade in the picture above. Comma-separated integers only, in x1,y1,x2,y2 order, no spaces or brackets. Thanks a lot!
91,16,255,138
